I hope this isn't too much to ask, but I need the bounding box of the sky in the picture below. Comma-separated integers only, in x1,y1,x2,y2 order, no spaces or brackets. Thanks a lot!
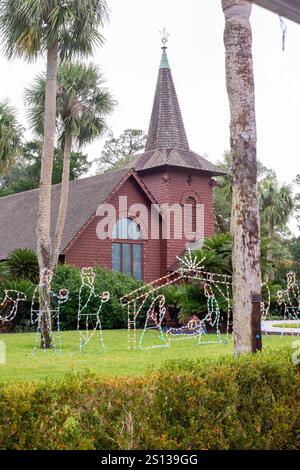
0,0,300,233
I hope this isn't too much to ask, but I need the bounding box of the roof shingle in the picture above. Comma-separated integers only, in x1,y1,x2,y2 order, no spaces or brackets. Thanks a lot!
0,168,129,260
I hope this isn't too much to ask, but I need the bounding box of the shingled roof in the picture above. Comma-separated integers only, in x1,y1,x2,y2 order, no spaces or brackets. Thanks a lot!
0,168,130,260
134,47,223,176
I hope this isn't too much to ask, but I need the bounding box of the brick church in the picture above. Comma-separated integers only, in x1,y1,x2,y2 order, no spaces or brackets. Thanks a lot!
0,45,222,283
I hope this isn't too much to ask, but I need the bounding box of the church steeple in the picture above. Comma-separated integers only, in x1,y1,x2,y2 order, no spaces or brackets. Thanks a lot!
145,33,190,152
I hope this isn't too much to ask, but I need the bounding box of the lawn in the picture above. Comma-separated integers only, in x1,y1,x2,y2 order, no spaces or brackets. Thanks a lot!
0,329,296,383
273,323,300,329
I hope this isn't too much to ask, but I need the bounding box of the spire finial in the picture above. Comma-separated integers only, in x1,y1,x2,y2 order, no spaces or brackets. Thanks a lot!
160,27,169,49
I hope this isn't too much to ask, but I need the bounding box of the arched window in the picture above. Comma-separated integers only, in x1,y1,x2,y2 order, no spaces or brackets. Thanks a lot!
112,218,143,280
185,196,197,233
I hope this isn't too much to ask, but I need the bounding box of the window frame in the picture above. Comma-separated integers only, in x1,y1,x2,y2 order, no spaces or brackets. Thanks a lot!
112,218,144,280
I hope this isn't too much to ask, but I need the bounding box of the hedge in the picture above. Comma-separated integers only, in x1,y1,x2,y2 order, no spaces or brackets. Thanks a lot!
0,348,299,450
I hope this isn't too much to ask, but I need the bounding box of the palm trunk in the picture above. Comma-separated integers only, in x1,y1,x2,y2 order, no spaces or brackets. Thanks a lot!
36,42,58,349
223,0,262,354
51,130,72,269
268,222,274,262
267,221,275,281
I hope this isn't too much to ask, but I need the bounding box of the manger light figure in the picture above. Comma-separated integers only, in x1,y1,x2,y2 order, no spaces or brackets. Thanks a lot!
31,268,69,353
77,267,110,353
0,290,27,324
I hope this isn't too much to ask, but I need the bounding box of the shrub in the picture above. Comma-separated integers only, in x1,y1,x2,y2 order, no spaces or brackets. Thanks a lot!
0,348,299,450
0,248,39,283
52,264,144,330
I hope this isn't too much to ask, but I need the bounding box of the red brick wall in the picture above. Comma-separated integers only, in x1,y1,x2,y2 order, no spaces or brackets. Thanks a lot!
65,176,162,283
140,167,215,271
64,169,215,282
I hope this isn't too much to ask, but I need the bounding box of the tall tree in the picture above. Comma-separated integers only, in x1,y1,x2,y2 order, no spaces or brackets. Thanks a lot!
0,140,91,196
0,100,22,174
98,129,147,171
260,178,294,263
222,0,261,354
26,62,115,268
0,0,109,348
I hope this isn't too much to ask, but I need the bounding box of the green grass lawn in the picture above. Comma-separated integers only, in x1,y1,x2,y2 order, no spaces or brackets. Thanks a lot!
0,329,296,383
273,323,300,328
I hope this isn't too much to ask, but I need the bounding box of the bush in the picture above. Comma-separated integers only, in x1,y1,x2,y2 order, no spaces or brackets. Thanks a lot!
0,348,299,450
52,264,144,330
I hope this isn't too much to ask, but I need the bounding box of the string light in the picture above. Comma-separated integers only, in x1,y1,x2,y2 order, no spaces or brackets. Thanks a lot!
121,249,233,350
277,271,300,336
177,249,206,272
261,282,271,322
31,268,69,353
77,267,110,353
0,289,27,323
139,294,169,350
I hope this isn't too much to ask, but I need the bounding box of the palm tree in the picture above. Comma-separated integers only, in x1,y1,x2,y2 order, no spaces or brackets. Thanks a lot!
26,62,115,268
0,100,22,174
0,248,39,283
222,0,261,354
26,63,115,269
0,0,109,348
260,178,294,263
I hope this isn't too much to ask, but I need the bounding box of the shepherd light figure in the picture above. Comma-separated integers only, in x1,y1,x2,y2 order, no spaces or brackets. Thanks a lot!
77,267,110,353
31,268,69,353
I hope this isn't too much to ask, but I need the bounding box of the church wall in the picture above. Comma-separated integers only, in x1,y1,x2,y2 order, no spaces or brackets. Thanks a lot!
140,167,215,271
64,176,163,283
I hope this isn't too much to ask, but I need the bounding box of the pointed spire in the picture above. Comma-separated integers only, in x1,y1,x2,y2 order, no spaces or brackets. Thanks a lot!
145,33,189,152
159,48,170,69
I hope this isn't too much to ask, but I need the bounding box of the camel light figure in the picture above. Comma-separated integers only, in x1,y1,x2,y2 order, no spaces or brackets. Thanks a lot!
0,290,27,324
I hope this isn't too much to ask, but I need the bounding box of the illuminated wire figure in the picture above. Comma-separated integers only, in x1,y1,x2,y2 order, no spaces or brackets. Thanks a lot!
261,282,271,321
77,267,110,353
31,268,69,353
197,284,222,345
0,290,27,324
139,294,168,350
277,272,300,334
166,317,202,345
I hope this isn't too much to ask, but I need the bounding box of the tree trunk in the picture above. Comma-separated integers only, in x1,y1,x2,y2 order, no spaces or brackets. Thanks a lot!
267,221,275,281
36,42,58,349
222,0,262,354
268,222,274,262
51,131,72,269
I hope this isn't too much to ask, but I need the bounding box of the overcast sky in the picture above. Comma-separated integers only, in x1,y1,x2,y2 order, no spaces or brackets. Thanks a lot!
0,0,299,233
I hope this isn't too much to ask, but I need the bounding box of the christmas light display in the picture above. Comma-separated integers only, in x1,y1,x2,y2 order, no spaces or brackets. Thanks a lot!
277,271,300,335
121,249,232,350
261,282,271,321
31,268,69,353
0,289,27,323
139,294,169,350
166,318,203,344
77,267,110,353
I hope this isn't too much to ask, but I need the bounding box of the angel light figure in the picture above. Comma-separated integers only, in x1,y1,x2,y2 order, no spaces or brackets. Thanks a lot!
0,289,27,325
31,268,69,352
77,267,110,353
